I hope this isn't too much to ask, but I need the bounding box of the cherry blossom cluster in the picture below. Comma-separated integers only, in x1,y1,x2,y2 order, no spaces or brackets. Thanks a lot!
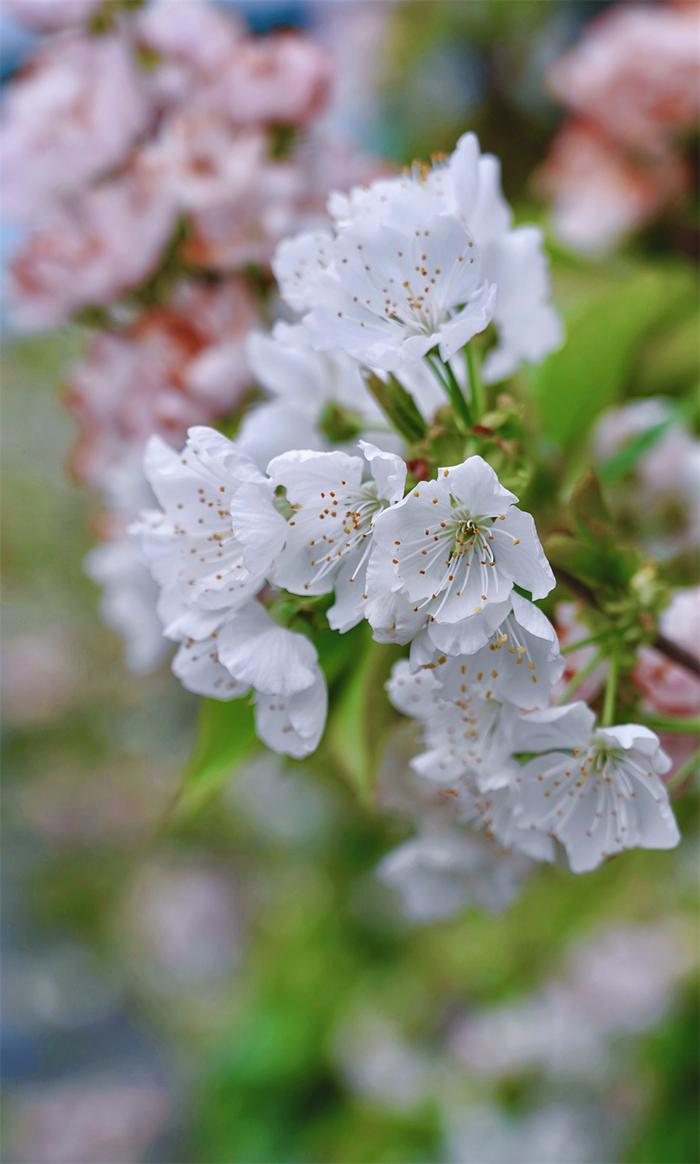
125,131,685,901
539,2,700,254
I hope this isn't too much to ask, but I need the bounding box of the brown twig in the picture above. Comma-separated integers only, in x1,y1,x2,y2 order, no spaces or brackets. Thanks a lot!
554,569,700,677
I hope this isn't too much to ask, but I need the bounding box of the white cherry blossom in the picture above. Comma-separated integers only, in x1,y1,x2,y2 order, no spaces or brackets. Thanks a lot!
321,132,561,381
411,593,564,710
386,659,516,793
378,825,533,921
302,192,497,370
133,427,287,639
370,455,555,653
272,229,335,313
512,705,680,872
172,600,327,759
268,440,406,633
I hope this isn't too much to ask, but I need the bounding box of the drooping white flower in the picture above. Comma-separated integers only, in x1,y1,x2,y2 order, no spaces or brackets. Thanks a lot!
171,599,327,759
378,824,533,922
268,440,406,633
511,704,680,872
387,659,515,792
289,132,561,381
370,455,555,654
132,427,287,639
411,593,564,710
386,661,556,860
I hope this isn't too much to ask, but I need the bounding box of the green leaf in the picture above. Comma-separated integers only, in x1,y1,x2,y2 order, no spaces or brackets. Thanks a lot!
327,630,402,805
598,414,677,484
529,265,696,448
363,370,426,443
176,696,257,816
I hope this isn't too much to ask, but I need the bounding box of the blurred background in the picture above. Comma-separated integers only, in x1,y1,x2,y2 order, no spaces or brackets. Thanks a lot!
2,1,699,1161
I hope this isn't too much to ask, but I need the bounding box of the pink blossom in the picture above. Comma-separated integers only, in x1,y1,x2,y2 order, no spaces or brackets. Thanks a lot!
7,175,175,331
207,32,332,127
548,3,700,153
0,34,149,222
140,112,305,269
633,588,700,717
3,0,101,30
657,732,697,786
135,0,245,110
66,279,258,486
537,120,687,255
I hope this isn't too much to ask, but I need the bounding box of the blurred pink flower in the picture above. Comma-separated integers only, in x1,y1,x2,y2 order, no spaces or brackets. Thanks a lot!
207,32,332,127
135,0,245,110
66,279,258,485
8,176,175,331
0,34,149,222
537,120,687,255
548,3,700,153
7,1077,170,1164
633,588,700,717
139,114,304,269
3,0,102,31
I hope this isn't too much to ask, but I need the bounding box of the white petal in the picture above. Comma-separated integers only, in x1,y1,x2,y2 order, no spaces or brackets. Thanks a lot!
173,635,249,700
359,440,407,504
255,669,327,758
217,602,318,696
513,702,595,753
267,448,363,504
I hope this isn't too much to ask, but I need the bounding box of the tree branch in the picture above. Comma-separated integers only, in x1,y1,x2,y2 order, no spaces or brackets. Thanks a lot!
554,568,700,677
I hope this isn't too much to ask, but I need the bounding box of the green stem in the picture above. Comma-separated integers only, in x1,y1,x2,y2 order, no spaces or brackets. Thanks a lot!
637,712,700,736
601,652,620,727
464,343,486,423
666,746,700,791
425,353,472,431
561,632,605,656
558,649,604,704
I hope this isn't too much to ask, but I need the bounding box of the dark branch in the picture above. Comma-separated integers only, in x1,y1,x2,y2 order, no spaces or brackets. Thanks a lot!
555,569,700,678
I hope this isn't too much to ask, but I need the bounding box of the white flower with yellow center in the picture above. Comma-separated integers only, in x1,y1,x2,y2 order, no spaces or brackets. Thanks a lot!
512,705,680,872
268,440,406,633
370,455,554,654
410,593,564,710
325,132,562,383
